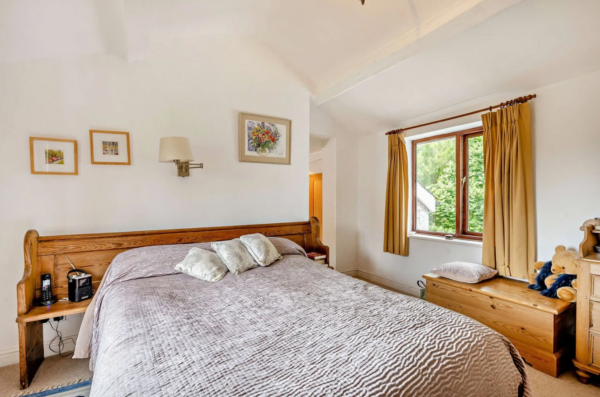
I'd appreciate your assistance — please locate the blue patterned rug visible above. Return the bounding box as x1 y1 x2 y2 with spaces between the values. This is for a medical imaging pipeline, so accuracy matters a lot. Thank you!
22 380 91 397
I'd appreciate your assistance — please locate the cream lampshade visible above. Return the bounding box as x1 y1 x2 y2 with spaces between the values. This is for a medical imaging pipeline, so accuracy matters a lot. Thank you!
159 137 203 177
159 137 194 163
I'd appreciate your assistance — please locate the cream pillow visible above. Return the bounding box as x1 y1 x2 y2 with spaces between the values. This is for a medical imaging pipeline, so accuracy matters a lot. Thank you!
211 239 258 275
240 233 282 266
175 248 228 282
431 262 498 284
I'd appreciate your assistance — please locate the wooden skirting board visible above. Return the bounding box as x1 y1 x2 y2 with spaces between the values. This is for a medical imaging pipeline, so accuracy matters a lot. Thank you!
16 218 329 389
424 274 575 377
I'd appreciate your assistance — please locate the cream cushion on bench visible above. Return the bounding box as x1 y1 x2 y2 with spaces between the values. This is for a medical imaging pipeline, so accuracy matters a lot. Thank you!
431 261 498 283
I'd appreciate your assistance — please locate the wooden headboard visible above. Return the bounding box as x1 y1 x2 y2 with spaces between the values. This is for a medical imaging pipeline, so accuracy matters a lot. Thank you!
17 217 328 316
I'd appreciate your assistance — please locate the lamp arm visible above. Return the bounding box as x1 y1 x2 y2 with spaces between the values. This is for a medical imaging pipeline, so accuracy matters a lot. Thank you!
173 160 203 177
174 160 203 167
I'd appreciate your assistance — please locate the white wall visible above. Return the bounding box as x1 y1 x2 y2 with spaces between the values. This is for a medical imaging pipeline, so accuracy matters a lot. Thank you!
334 134 359 273
0 35 310 365
310 104 358 273
321 139 337 263
309 158 323 174
356 69 600 295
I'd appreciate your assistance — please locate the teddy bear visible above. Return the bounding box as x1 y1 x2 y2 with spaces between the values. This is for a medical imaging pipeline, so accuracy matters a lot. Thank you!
528 245 580 303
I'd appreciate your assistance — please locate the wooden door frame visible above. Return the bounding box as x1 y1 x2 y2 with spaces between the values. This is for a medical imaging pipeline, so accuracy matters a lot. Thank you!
309 173 323 240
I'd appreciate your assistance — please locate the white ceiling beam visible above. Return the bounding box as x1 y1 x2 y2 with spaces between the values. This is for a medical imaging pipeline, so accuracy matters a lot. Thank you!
314 0 525 105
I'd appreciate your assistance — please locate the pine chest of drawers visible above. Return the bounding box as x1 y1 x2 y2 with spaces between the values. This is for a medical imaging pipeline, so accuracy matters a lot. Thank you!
573 219 600 383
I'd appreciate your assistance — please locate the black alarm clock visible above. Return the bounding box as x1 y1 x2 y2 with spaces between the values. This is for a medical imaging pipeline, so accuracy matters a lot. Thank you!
67 269 92 302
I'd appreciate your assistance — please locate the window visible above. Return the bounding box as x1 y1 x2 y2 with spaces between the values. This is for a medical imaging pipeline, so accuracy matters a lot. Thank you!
411 127 484 241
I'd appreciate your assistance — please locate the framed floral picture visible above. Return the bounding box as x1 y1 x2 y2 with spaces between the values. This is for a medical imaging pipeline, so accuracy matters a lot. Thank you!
29 137 78 175
89 130 131 165
239 113 291 165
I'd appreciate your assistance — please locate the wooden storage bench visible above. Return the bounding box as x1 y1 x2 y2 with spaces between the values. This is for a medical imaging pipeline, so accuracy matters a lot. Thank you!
423 274 576 377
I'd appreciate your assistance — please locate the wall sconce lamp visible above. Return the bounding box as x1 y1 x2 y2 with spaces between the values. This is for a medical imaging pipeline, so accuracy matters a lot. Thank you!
159 137 203 177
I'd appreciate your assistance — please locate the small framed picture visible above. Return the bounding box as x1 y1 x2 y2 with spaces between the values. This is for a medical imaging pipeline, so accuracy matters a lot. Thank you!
29 137 78 175
239 113 291 165
89 130 131 165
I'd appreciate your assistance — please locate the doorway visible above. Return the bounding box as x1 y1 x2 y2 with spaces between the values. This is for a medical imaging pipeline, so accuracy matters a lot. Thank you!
309 173 323 238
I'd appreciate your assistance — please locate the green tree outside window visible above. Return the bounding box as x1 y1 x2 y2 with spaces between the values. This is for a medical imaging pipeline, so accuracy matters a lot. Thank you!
415 135 484 234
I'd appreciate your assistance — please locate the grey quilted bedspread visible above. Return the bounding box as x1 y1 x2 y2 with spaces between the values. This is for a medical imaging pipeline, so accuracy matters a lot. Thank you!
90 243 530 397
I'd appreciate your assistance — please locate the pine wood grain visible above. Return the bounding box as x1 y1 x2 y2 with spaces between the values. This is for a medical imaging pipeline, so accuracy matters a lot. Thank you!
19 219 326 321
17 231 39 316
423 274 571 315
574 219 600 383
577 260 593 364
591 333 600 368
16 218 328 389
426 280 555 351
425 274 575 377
510 338 571 378
18 322 43 389
17 300 91 324
592 276 600 300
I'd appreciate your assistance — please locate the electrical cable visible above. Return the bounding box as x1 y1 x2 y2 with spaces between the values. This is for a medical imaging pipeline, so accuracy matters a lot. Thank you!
48 318 76 357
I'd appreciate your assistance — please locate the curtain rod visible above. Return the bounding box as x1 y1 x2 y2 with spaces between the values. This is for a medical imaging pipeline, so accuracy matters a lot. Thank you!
385 94 537 136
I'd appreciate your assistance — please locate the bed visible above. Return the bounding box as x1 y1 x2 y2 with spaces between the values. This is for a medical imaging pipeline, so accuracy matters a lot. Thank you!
17 219 530 396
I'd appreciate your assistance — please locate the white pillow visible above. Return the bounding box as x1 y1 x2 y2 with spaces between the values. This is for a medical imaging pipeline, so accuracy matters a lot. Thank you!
211 239 258 275
431 262 498 284
240 233 282 266
175 248 228 282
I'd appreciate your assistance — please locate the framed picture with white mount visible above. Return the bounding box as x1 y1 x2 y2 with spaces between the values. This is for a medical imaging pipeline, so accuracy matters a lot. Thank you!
239 112 291 165
89 130 131 165
29 137 78 175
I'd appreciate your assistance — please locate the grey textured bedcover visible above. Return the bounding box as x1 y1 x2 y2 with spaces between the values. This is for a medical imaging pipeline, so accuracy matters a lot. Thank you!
90 243 530 397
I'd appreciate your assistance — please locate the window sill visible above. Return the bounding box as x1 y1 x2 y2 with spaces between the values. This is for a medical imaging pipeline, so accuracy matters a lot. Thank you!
408 233 483 248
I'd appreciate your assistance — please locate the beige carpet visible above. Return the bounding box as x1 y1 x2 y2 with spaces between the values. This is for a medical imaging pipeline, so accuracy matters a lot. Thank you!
527 366 600 396
0 351 598 396
0 355 92 397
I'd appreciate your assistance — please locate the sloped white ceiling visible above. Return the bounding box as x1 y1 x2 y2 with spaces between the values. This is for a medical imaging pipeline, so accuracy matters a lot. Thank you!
2 0 598 136
319 0 600 135
0 0 521 97
144 0 508 93
0 0 106 62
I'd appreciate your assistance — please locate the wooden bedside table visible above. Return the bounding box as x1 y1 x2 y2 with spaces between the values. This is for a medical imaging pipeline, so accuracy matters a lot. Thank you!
307 252 332 269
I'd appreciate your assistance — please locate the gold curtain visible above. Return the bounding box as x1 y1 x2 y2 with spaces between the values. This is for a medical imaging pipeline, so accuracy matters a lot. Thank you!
481 102 535 279
384 133 409 256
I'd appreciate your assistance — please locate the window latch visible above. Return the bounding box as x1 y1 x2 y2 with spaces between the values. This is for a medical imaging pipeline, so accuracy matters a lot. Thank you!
461 176 467 188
